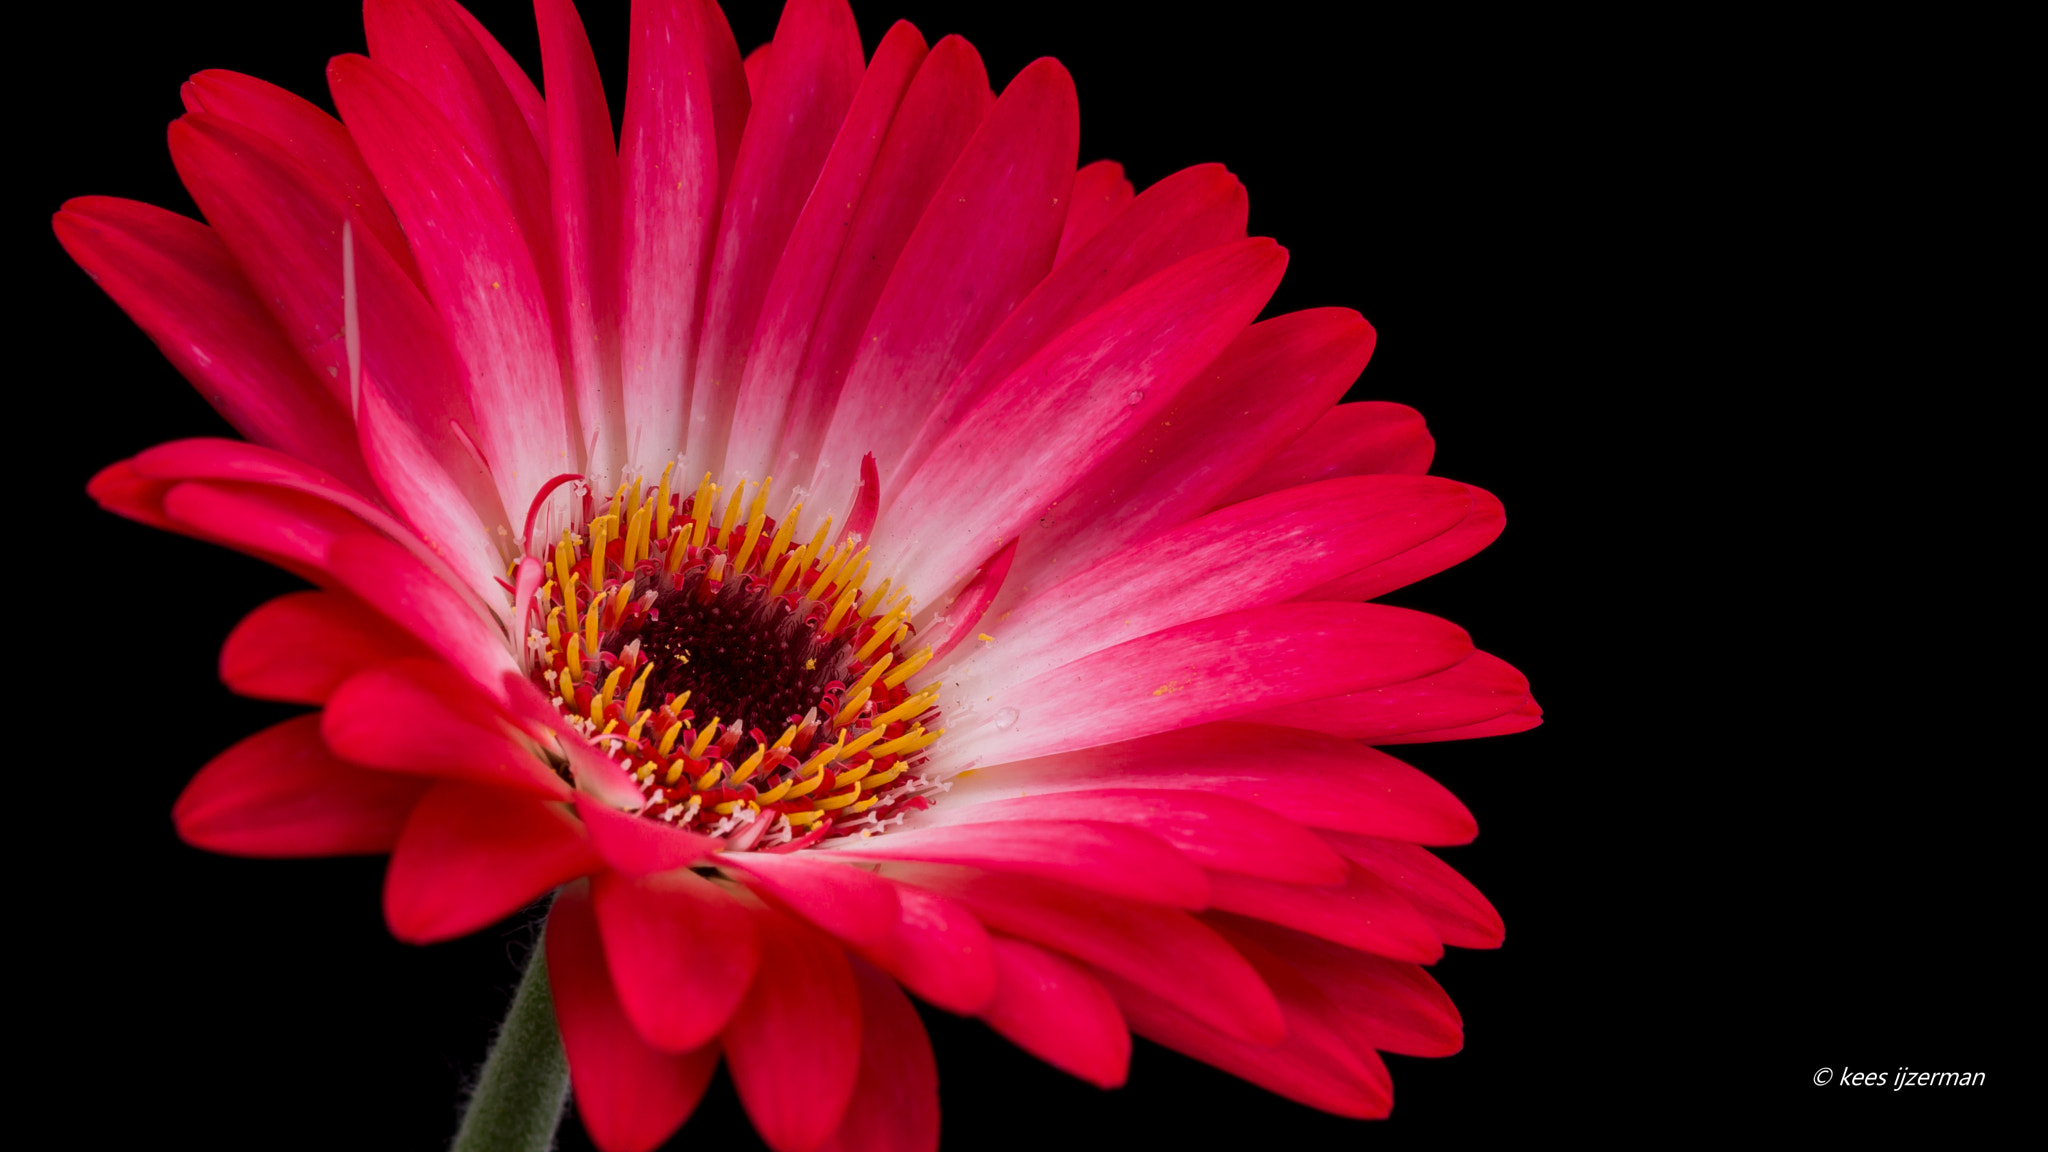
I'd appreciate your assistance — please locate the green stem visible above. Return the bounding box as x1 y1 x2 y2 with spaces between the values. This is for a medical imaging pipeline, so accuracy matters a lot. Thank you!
450 926 571 1152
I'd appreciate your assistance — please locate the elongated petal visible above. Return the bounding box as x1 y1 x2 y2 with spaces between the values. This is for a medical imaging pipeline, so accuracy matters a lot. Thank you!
1215 915 1464 1057
999 307 1375 600
689 0 865 476
1054 159 1135 264
882 863 1281 1045
723 903 862 1152
1320 834 1504 949
855 881 996 1015
941 474 1470 693
924 537 1015 662
1373 697 1543 744
829 820 1209 908
538 0 626 482
576 797 720 875
723 21 929 482
720 851 901 950
158 478 376 584
174 715 427 857
220 589 427 703
1205 864 1442 963
978 936 1129 1088
1252 650 1531 741
53 197 373 492
384 780 600 943
805 56 1079 524
549 882 721 1152
323 658 571 800
914 790 1345 885
1220 400 1435 505
770 36 990 488
1302 484 1506 601
881 238 1286 597
322 533 520 696
938 601 1471 768
353 368 510 614
592 867 761 1051
618 0 748 469
819 959 938 1152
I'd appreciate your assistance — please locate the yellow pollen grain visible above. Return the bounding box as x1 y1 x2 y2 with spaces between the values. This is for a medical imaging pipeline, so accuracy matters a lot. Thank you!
882 647 932 689
655 462 675 540
978 633 995 643
833 685 873 728
733 477 772 573
599 665 625 712
767 551 803 599
851 653 894 696
714 481 747 552
764 502 800 572
689 720 721 759
694 764 724 791
566 634 585 682
625 663 653 717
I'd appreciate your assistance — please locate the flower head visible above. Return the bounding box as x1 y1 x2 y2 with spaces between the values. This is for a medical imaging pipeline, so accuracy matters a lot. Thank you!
60 0 1538 1148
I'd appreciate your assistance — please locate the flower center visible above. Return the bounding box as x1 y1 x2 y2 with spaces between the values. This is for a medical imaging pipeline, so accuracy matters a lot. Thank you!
525 468 943 849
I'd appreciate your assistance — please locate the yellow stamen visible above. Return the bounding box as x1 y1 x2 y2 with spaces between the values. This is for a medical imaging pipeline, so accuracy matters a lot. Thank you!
838 725 889 759
563 572 582 639
555 531 577 600
854 617 907 663
664 526 689 575
898 726 945 753
863 762 908 790
833 685 873 728
847 796 881 813
611 577 633 625
657 720 685 756
694 764 724 791
870 688 936 729
732 747 765 784
814 782 864 811
785 810 825 827
823 581 861 633
713 800 748 815
655 462 675 541
851 653 894 697
598 665 625 712
767 551 803 599
689 720 721 759
664 761 685 785
808 543 860 602
882 647 932 689
714 480 747 552
763 501 800 573
867 724 928 759
783 771 829 799
546 605 563 649
627 710 651 742
755 778 795 804
625 663 653 717
609 481 629 523
588 692 604 724
796 733 846 778
584 582 603 653
772 725 798 751
691 474 715 547
556 666 576 700
588 514 611 590
835 762 874 786
858 578 894 627
733 477 772 573
637 761 656 781
803 516 832 571
566 634 585 682
625 502 651 568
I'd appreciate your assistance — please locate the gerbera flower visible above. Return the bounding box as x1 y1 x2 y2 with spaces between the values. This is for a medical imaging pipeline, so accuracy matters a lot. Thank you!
57 0 1538 1148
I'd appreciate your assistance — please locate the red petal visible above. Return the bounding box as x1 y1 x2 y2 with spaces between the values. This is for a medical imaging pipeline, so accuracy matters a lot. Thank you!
157 479 372 584
1320 833 1504 949
720 851 902 951
1206 863 1443 964
818 959 939 1152
924 536 1016 662
1220 400 1435 504
592 867 761 1051
1054 159 1136 265
978 936 1129 1089
576 797 721 875
1216 916 1464 1057
723 903 863 1152
323 658 572 800
384 781 600 943
1253 649 1532 741
549 882 720 1152
855 881 996 1015
174 715 427 857
321 533 522 697
834 820 1209 908
220 590 427 704
1373 697 1544 744
1303 483 1506 601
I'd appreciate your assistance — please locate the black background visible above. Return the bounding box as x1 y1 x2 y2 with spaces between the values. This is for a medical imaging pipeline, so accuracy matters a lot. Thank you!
20 0 2019 1146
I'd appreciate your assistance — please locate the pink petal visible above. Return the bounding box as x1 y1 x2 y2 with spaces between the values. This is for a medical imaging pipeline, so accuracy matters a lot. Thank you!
1220 400 1435 505
855 881 996 1015
1101 927 1393 1118
722 903 863 1152
743 40 774 96
996 307 1376 601
804 56 1079 525
882 863 1282 1045
549 882 721 1152
157 479 370 584
618 0 749 468
178 68 424 288
977 936 1129 1089
768 36 991 489
720 850 902 951
1252 649 1532 741
939 601 1471 768
818 959 939 1152
829 820 1209 908
591 867 761 1051
1054 159 1135 265
330 53 571 519
723 22 930 483
537 0 626 482
688 0 865 476
384 780 600 943
1319 833 1504 949
219 589 427 703
446 0 551 164
881 238 1286 598
322 658 572 800
943 721 1477 844
575 797 721 875
1205 863 1442 963
924 536 1016 662
173 715 428 857
916 789 1345 885
52 198 373 493
1301 483 1506 601
942 474 1471 694
1374 697 1543 744
1216 916 1463 1057
889 162 1249 495
321 532 521 698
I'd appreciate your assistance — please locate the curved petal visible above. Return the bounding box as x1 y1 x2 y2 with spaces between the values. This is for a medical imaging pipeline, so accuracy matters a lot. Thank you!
1220 400 1434 504
720 851 901 951
855 880 996 1015
881 863 1281 1045
1251 649 1532 741
549 882 721 1152
923 536 1015 662
219 589 428 704
321 533 520 698
828 820 1209 908
937 602 1472 769
174 715 428 857
936 721 1479 845
977 935 1128 1089
576 797 720 875
592 867 761 1051
1373 697 1543 744
722 903 863 1152
1301 483 1506 602
1319 833 1504 949
1205 863 1443 963
446 0 549 163
1053 159 1135 265
323 658 571 800
1214 915 1464 1057
384 780 601 943
158 478 376 585
818 958 939 1152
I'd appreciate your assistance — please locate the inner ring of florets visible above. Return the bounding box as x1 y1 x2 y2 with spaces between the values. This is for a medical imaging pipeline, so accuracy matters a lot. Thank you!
525 469 944 850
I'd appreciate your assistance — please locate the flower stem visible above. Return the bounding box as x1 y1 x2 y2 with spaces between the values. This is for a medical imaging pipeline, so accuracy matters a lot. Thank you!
451 926 570 1152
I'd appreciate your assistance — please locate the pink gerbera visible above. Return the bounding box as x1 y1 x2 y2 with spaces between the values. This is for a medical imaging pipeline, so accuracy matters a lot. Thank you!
57 0 1538 1149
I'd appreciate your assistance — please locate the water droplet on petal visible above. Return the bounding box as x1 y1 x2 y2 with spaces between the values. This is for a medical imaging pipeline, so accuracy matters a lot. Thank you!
992 706 1020 731
1126 390 1145 405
